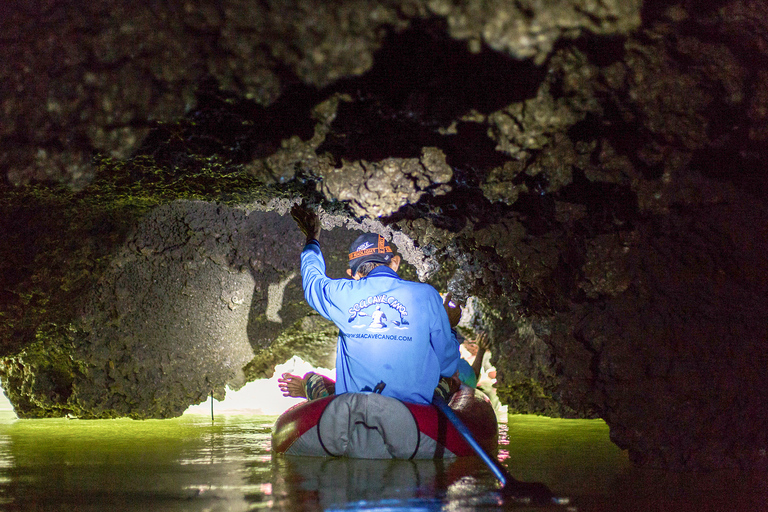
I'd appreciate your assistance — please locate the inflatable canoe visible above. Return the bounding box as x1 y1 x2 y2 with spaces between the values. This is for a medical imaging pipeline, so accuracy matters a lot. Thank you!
272 386 497 459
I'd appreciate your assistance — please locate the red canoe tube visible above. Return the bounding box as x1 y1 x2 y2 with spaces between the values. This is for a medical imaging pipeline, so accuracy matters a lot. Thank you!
272 386 498 459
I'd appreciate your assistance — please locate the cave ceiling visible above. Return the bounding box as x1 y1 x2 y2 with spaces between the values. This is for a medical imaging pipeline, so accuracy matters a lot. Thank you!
1 0 768 470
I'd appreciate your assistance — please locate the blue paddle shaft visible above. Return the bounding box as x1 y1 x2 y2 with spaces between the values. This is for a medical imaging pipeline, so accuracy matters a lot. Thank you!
433 396 565 505
431 396 511 486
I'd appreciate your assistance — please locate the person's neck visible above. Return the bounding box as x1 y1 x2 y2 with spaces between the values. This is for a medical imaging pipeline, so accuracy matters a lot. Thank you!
367 265 398 277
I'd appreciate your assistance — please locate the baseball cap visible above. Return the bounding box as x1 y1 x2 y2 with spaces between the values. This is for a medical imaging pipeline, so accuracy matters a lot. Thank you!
348 233 394 275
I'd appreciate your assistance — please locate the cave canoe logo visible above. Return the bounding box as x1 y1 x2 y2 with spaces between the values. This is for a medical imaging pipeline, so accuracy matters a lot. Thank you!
348 294 410 332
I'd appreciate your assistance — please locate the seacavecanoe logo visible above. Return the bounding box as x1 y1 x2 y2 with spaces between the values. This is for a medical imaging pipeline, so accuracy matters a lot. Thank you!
348 294 410 332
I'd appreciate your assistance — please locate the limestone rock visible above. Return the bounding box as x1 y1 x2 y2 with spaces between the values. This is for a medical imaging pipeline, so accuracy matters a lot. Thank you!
320 147 453 217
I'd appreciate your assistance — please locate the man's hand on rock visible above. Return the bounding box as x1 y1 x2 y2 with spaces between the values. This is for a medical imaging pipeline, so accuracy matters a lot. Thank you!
291 203 321 243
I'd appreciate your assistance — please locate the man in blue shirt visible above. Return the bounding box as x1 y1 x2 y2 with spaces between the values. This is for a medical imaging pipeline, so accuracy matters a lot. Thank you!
278 204 462 405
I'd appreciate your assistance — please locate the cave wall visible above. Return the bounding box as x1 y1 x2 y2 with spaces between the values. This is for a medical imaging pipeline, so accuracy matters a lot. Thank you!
3 201 299 418
2 0 768 470
0 198 424 418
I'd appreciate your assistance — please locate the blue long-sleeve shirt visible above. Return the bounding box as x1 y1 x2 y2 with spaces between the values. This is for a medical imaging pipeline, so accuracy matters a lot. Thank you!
300 240 459 404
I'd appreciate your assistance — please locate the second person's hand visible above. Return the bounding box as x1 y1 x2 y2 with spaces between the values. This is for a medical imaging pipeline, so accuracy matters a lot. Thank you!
443 292 462 328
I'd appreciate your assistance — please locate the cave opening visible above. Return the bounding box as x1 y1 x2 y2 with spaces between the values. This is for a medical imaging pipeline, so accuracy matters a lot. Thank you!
0 383 13 416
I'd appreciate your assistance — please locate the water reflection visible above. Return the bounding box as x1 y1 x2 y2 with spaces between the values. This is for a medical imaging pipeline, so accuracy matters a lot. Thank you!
0 413 271 511
0 411 766 511
269 455 508 511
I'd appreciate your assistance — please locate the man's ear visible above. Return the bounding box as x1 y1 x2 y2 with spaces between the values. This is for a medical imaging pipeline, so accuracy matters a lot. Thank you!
390 255 401 272
346 268 353 278
346 268 361 280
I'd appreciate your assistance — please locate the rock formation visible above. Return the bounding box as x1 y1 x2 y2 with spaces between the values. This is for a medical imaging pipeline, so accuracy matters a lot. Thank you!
2 0 767 470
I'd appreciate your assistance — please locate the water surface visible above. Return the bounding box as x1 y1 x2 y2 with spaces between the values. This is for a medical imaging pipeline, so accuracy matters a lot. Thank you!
0 411 765 511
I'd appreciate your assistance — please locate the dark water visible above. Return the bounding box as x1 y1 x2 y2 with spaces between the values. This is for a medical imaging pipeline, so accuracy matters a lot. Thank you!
0 411 765 511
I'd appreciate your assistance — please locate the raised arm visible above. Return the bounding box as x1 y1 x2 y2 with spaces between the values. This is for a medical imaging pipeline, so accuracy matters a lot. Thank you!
291 203 335 319
471 331 489 379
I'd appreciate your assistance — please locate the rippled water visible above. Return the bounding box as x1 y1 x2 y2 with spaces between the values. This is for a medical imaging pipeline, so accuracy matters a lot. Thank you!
0 411 765 511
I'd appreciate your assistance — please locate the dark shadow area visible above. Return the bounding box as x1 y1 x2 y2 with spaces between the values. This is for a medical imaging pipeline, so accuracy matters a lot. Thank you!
561 33 628 68
443 122 511 186
318 18 547 182
568 113 664 181
558 169 639 231
637 2 768 202
332 18 547 126
687 88 768 202
508 190 558 237
136 74 323 167
133 18 548 197
315 18 554 233
640 0 731 26
690 144 768 201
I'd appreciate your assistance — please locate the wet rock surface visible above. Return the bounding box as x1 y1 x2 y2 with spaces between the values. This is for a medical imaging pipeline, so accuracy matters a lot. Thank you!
2 0 768 469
